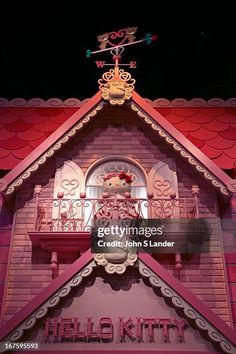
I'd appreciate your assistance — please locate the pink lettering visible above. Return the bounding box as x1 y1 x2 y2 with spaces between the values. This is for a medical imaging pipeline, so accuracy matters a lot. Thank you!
136 317 143 342
130 61 137 68
43 316 189 344
44 317 58 341
99 317 113 340
119 317 136 342
96 61 106 68
159 318 171 343
72 318 86 340
87 317 99 340
144 318 156 342
172 319 187 343
59 318 72 338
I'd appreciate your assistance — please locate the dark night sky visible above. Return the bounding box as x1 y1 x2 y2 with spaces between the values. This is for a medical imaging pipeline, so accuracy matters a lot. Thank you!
0 2 235 100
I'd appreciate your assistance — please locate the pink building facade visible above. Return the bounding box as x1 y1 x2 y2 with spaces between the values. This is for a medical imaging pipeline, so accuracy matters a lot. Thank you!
0 89 236 353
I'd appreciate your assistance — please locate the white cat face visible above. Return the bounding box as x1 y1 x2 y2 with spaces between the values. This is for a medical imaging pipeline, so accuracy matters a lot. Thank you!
103 176 131 195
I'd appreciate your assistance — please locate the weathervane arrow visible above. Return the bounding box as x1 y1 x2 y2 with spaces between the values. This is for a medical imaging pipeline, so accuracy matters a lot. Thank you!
85 27 157 105
86 32 157 58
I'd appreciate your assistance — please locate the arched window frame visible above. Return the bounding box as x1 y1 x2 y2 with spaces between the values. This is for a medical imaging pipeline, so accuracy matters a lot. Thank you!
85 156 148 199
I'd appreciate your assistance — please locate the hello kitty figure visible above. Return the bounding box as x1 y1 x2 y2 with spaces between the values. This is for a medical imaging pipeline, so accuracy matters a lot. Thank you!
97 171 139 219
103 171 132 198
94 171 138 274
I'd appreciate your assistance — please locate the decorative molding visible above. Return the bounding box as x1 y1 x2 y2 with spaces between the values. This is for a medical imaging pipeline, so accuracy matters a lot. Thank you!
0 98 89 107
85 155 148 187
138 259 236 354
4 104 103 195
98 69 135 105
86 160 146 186
1 97 236 107
60 179 79 196
153 179 172 196
130 103 230 196
94 252 138 274
227 180 236 193
150 160 178 198
144 97 236 107
1 257 235 354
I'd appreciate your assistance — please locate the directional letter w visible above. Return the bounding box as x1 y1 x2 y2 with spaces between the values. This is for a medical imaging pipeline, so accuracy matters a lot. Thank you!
96 61 106 68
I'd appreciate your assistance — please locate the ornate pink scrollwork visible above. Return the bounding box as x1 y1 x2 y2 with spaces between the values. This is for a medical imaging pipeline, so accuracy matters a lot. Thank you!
97 27 138 50
36 203 52 232
153 179 172 197
60 179 79 196
34 196 197 233
95 198 140 222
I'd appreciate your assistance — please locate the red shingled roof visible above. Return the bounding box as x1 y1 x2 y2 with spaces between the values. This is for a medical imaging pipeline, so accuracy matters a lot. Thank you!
0 105 236 170
157 107 236 169
0 107 78 169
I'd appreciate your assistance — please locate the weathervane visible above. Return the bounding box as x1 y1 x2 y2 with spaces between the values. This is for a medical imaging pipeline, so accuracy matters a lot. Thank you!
86 27 157 105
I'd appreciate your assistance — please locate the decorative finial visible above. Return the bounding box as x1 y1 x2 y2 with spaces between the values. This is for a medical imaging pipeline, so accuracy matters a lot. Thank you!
86 27 157 105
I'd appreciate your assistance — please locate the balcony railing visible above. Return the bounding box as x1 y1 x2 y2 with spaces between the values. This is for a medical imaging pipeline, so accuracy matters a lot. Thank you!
33 195 199 233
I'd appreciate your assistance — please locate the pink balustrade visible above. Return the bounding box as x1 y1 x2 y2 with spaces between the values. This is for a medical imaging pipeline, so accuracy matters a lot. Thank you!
33 195 199 233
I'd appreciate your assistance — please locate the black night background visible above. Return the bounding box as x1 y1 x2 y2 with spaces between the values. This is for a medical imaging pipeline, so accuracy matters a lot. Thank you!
0 2 235 100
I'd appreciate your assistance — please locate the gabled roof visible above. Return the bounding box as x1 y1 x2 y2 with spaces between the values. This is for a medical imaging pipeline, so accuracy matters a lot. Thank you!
0 92 235 196
0 97 236 170
0 250 235 354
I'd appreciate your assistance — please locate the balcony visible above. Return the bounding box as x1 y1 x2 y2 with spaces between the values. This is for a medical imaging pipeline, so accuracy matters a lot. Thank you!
33 196 199 233
29 186 200 276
